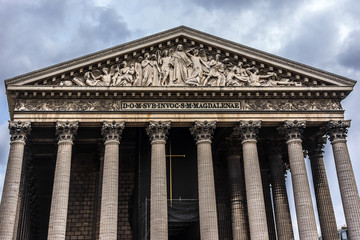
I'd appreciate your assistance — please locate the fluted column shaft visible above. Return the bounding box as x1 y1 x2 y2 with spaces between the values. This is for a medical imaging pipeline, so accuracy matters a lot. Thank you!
226 138 249 240
308 137 338 240
269 152 294 240
236 121 269 240
147 121 171 240
48 121 78 240
99 121 125 240
191 121 219 240
0 121 31 240
279 121 318 239
326 121 360 239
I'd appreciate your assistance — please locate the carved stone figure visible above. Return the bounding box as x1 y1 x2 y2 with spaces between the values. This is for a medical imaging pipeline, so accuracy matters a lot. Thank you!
159 50 172 86
226 62 250 86
113 61 135 86
151 54 161 86
133 56 143 86
170 44 191 85
245 67 276 86
185 48 209 86
203 54 226 86
142 53 154 86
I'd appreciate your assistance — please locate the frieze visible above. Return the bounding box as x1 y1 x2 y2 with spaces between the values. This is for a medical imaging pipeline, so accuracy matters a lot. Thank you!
15 99 342 112
54 44 306 88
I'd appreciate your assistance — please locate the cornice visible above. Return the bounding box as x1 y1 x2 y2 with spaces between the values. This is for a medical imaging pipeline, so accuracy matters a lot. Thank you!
4 26 356 88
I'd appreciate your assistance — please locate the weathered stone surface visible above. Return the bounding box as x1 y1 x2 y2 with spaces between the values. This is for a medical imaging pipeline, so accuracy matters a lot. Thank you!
268 140 294 240
226 138 249 240
325 120 360 239
0 121 31 240
191 121 219 240
278 121 318 239
147 121 171 240
235 121 269 240
99 121 125 240
307 136 338 240
48 121 78 240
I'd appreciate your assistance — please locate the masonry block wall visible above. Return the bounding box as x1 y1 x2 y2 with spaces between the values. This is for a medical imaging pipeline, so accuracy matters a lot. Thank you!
214 154 232 240
66 155 99 240
118 172 135 239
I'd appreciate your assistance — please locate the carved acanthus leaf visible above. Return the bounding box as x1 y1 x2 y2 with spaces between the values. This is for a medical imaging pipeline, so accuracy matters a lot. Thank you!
190 121 216 142
324 120 350 142
234 120 261 142
102 121 125 143
9 121 31 143
146 121 171 143
56 121 79 142
278 120 306 141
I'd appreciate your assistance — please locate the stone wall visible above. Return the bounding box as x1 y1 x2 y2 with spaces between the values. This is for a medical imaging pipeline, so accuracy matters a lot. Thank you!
66 155 99 240
117 172 135 239
64 149 135 240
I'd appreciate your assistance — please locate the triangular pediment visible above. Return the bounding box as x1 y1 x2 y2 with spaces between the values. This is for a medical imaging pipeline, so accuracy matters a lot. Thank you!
5 26 356 88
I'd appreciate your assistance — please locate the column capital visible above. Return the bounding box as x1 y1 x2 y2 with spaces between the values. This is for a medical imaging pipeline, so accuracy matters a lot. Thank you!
8 121 31 143
225 137 242 155
324 120 350 142
102 121 125 143
190 121 216 143
147 121 171 143
234 120 261 142
307 136 326 157
56 121 78 143
278 120 306 142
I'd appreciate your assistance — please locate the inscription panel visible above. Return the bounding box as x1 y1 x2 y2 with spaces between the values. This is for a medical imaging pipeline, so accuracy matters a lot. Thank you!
15 99 342 112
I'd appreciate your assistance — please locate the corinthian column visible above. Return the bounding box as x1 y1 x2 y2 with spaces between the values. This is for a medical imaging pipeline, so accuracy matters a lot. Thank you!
235 121 269 240
0 121 31 240
268 140 294 240
225 137 249 240
99 121 125 240
307 136 338 240
147 121 171 240
325 120 360 239
48 121 78 240
278 120 318 239
190 121 219 240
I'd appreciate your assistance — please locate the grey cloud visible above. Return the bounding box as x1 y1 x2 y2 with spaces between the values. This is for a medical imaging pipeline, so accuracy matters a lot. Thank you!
277 13 339 68
0 0 132 85
192 0 303 14
337 30 360 70
76 7 131 49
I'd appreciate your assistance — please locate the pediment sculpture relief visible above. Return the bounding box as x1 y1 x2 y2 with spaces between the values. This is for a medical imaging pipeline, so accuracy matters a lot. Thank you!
60 44 303 87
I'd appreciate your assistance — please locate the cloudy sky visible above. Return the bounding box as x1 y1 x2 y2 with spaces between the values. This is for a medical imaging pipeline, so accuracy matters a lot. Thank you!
0 0 359 238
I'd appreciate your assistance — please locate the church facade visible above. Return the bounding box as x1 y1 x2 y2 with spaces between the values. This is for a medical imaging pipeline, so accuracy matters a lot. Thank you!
0 26 359 240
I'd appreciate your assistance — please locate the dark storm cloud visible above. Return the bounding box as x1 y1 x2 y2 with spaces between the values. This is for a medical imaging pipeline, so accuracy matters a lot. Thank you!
0 0 132 82
337 30 360 70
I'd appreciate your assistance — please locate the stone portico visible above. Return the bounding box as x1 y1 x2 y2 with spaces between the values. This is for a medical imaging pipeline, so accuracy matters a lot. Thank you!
1 26 359 240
